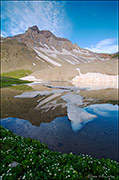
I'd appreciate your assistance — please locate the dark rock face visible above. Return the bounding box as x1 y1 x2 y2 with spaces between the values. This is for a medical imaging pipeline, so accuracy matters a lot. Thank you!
7 25 79 51
28 25 40 33
40 30 56 38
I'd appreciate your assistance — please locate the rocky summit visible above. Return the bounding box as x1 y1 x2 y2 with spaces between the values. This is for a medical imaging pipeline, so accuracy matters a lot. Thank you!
8 25 79 51
1 25 118 81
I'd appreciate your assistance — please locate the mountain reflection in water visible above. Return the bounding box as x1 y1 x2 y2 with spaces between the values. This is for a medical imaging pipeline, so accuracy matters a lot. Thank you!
1 103 118 161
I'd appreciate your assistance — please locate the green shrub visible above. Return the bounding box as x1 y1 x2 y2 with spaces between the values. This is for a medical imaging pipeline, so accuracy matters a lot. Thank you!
112 54 119 58
0 126 118 180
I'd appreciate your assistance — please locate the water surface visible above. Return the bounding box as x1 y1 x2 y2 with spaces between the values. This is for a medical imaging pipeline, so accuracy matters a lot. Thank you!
1 103 118 160
1 82 118 160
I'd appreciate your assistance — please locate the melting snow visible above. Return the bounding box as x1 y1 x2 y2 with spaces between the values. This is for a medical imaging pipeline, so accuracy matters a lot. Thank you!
36 56 45 62
20 75 42 82
62 93 83 106
33 45 100 65
67 104 97 125
49 53 57 58
39 42 44 46
64 58 75 65
34 49 62 67
35 93 61 109
73 49 90 55
14 91 52 98
61 92 97 132
51 89 70 94
70 56 79 63
44 44 50 50
72 69 118 90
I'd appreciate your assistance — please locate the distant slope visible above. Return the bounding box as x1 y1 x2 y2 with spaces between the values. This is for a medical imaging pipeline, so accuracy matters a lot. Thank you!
1 38 54 73
31 59 118 81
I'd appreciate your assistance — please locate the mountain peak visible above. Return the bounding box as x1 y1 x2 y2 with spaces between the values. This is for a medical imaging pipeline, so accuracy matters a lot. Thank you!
27 25 40 33
26 26 56 38
9 26 78 51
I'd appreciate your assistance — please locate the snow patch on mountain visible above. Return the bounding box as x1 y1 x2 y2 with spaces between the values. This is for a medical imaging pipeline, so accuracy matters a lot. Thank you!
20 75 42 82
34 48 62 67
36 56 45 62
72 68 118 90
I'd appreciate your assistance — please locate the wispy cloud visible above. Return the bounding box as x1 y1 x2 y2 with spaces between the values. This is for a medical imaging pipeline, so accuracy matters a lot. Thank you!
1 1 71 38
1 31 8 37
86 38 118 54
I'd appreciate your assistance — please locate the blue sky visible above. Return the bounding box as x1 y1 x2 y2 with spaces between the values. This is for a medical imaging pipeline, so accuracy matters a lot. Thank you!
1 1 118 53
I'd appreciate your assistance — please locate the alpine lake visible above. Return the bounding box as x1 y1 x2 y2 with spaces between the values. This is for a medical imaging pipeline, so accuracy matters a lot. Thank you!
1 81 118 161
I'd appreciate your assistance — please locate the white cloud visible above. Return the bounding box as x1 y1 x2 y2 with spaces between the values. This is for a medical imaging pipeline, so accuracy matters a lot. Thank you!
86 38 118 54
85 104 118 117
1 31 8 37
1 1 71 38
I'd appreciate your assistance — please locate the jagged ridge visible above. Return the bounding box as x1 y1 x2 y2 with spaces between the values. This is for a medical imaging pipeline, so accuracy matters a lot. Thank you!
1 26 118 77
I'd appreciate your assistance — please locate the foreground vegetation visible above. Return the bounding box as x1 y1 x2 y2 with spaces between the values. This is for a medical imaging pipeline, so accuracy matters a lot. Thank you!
0 76 31 88
0 126 118 180
1 69 32 88
111 53 119 58
10 84 33 91
2 69 32 79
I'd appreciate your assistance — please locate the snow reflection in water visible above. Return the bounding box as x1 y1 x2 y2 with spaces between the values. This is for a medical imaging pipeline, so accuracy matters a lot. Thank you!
1 103 118 160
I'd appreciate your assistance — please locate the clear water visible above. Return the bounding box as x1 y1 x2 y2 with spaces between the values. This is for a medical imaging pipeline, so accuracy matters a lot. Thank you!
1 103 118 160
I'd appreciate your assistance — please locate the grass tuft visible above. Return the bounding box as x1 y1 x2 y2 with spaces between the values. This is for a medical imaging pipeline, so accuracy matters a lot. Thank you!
10 85 33 91
111 53 119 58
2 69 32 79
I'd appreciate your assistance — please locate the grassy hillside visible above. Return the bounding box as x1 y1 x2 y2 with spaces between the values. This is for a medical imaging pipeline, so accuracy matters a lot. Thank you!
1 39 50 73
1 69 32 88
2 69 32 78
